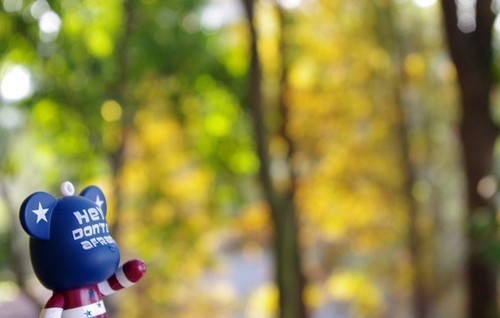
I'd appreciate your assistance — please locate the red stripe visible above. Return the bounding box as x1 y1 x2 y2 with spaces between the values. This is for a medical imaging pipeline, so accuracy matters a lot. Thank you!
64 286 103 309
45 293 64 308
107 274 124 291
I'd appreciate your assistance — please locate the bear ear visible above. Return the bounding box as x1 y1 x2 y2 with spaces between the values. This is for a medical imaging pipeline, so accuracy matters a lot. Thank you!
19 192 57 240
80 186 107 216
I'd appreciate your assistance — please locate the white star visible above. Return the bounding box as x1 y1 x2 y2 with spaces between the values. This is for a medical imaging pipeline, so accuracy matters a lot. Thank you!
95 195 104 209
32 202 49 224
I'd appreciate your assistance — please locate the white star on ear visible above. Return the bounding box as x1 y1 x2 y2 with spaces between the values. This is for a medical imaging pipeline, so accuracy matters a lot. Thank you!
95 195 104 209
32 202 49 224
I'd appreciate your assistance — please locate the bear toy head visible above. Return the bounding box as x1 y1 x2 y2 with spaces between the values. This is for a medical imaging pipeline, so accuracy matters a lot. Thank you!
19 182 120 291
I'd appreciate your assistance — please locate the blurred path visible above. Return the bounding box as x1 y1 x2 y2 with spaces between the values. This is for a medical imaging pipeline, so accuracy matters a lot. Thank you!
0 292 38 318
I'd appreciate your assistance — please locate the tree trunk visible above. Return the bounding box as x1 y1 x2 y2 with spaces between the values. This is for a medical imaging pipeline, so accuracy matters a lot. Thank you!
393 86 428 318
275 7 308 318
104 1 135 315
108 0 135 239
371 2 429 315
241 1 307 317
440 1 498 317
273 196 307 318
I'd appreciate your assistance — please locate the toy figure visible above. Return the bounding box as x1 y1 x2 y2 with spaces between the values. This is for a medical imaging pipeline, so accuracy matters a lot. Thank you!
19 181 146 318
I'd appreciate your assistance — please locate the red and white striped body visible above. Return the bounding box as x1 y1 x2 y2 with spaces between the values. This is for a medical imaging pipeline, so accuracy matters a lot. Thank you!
39 259 146 318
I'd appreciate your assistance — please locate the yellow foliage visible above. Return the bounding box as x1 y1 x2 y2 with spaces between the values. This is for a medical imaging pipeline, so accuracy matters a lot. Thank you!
100 100 122 122
404 53 426 80
150 199 175 226
269 136 290 157
84 28 113 58
327 270 385 317
135 114 181 152
367 48 391 72
101 124 122 152
163 168 213 205
236 202 272 236
256 1 281 79
289 58 317 89
246 284 279 318
304 284 325 309
120 160 149 195
204 113 232 137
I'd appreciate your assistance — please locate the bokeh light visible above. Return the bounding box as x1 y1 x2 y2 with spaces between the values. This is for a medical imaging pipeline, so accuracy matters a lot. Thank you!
412 0 436 8
0 64 33 102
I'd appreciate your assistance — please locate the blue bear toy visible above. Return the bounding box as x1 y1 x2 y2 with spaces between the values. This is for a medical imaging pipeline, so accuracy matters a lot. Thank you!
19 182 146 318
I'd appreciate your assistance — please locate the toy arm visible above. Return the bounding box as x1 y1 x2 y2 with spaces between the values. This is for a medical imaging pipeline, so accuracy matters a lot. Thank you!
39 293 64 318
98 259 146 296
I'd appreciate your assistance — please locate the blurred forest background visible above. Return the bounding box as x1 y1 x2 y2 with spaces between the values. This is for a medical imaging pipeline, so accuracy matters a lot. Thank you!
1 0 500 317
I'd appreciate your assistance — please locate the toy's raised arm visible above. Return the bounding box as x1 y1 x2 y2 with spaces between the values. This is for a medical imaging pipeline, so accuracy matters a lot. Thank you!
39 293 64 318
97 259 146 296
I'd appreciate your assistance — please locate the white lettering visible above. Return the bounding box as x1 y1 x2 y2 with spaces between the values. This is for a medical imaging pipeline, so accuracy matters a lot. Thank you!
100 223 107 232
72 228 83 240
88 208 101 221
81 241 93 250
73 208 104 225
83 225 93 237
96 206 105 220
71 222 109 240
71 221 113 250
73 210 90 225
79 236 115 250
